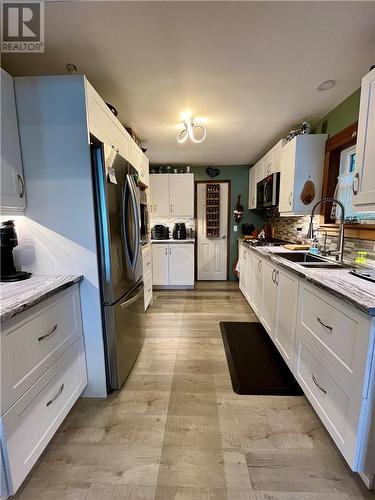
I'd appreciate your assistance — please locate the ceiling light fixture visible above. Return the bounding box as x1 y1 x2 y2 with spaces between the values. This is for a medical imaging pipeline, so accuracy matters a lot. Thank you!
177 114 207 144
316 79 336 91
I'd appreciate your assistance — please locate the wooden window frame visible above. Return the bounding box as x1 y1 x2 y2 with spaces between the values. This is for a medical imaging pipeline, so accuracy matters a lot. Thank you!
320 121 375 241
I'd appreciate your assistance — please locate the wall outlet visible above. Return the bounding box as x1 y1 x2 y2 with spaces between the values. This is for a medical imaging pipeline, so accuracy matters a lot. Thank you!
234 225 238 232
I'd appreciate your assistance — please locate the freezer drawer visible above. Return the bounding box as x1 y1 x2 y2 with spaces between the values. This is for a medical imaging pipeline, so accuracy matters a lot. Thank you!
104 281 145 390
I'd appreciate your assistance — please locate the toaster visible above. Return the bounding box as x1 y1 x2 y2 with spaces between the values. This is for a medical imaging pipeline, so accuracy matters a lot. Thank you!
152 224 170 240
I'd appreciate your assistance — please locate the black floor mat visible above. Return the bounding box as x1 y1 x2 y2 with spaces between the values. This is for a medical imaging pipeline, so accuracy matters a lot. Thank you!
220 322 303 396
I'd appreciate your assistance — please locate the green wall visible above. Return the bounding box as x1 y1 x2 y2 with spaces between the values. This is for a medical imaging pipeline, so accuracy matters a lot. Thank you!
191 165 264 280
312 88 360 137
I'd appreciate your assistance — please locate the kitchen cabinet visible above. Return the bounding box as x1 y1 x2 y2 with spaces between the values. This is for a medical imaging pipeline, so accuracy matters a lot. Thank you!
252 253 263 316
169 174 194 217
259 259 276 335
248 166 257 209
273 267 299 369
1 285 87 496
142 244 153 310
279 134 327 215
352 68 375 212
149 174 170 217
0 69 26 214
152 242 194 288
130 141 149 187
149 173 194 218
152 243 169 285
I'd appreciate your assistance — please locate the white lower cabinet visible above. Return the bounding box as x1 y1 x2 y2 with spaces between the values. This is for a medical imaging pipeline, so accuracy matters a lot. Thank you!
273 268 299 369
259 259 276 335
2 338 87 494
152 243 194 288
294 331 363 470
0 285 87 496
142 245 153 310
238 242 375 478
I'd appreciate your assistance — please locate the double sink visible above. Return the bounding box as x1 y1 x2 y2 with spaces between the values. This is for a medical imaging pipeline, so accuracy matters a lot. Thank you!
274 252 345 269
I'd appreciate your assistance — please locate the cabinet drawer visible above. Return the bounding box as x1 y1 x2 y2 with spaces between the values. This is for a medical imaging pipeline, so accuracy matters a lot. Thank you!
294 331 362 469
2 337 87 494
144 272 153 310
142 246 152 274
1 286 83 414
297 283 372 396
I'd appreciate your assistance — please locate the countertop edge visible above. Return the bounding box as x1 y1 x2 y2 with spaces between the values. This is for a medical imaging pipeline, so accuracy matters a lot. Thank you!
240 241 375 316
0 275 84 324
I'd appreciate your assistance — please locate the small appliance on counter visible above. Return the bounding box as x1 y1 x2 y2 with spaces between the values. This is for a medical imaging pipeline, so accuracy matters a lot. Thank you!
173 223 187 240
152 224 170 240
0 220 32 282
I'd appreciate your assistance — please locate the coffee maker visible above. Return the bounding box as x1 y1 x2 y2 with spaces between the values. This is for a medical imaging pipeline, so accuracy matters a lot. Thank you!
0 220 31 282
173 223 187 240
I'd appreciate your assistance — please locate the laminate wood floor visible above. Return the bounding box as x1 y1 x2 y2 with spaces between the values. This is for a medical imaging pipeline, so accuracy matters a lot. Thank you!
14 282 375 500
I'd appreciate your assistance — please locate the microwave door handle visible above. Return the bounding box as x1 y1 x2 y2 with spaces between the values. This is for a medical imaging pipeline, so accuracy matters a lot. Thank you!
264 182 268 203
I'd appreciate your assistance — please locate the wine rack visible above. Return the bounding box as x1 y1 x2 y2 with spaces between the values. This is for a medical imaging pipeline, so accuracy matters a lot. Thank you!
206 183 220 237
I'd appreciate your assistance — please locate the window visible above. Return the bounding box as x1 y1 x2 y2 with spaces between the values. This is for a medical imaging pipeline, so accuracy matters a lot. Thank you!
332 145 375 222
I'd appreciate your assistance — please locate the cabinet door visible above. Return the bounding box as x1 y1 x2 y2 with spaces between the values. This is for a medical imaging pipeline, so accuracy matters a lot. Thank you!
279 140 295 213
271 139 286 173
256 159 266 184
264 152 273 177
248 166 257 209
149 174 170 217
259 260 276 336
252 255 263 316
168 244 194 286
352 69 375 212
141 154 149 187
1 69 26 212
169 174 194 217
239 245 246 293
152 244 169 285
274 267 299 369
245 249 254 306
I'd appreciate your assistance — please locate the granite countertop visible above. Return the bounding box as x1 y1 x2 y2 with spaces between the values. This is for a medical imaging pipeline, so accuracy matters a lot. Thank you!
0 275 83 323
240 241 375 316
151 239 195 243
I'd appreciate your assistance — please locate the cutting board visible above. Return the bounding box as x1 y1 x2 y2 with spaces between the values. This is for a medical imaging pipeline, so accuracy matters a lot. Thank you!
284 244 311 251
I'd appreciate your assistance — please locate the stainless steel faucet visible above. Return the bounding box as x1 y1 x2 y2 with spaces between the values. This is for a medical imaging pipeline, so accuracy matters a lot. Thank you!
306 197 345 262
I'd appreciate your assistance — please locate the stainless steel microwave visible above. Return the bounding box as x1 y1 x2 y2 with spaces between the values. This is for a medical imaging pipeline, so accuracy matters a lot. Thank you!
256 172 280 209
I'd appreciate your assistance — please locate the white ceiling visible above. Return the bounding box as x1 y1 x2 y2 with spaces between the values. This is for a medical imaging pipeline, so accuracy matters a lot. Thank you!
3 1 375 165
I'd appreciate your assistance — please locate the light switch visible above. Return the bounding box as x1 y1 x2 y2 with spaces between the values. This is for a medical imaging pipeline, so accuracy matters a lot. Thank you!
234 225 238 232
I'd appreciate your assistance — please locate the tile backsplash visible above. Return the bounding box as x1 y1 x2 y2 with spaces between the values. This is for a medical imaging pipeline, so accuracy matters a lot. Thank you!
265 211 375 264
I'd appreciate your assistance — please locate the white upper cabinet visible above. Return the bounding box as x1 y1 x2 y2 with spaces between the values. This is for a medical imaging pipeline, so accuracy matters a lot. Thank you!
169 173 194 217
248 165 257 209
86 80 149 186
149 174 170 217
248 139 286 209
1 69 26 213
352 68 375 212
279 134 327 216
149 173 194 218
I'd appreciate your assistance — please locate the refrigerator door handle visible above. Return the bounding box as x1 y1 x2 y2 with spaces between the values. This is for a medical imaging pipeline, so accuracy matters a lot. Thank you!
123 175 138 271
120 283 144 309
128 175 141 269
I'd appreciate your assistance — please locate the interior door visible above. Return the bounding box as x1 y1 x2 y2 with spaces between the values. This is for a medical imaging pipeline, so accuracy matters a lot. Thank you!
197 182 228 280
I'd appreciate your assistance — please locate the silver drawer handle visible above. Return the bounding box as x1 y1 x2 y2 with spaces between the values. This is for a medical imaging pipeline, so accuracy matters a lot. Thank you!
17 175 25 198
147 288 152 292
312 375 327 395
46 383 64 407
316 316 333 332
38 324 58 342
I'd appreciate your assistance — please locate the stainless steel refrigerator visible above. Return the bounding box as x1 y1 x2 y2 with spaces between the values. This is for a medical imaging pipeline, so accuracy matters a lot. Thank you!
91 139 145 391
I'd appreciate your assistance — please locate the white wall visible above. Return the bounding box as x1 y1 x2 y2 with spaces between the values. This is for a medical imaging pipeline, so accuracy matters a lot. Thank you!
14 76 107 397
